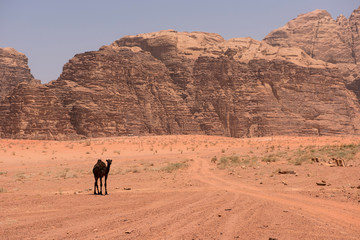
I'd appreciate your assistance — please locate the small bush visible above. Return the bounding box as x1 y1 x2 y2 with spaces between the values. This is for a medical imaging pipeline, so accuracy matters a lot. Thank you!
58 168 78 179
15 172 29 181
124 167 141 174
289 144 360 165
109 168 122 175
217 155 240 169
101 147 107 155
161 161 189 173
262 152 287 163
262 154 278 163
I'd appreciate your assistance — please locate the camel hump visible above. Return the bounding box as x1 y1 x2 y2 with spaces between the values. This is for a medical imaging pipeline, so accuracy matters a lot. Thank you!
93 159 106 169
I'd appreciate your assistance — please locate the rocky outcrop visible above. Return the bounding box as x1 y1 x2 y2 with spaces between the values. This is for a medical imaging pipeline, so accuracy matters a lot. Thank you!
0 48 39 100
0 82 77 140
1 7 360 139
48 46 201 137
190 57 360 136
263 6 360 65
113 30 332 90
110 30 360 137
263 6 360 104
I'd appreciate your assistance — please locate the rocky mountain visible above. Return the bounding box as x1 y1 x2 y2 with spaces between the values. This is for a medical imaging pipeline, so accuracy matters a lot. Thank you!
264 6 360 66
0 48 39 100
0 82 77 140
1 6 360 139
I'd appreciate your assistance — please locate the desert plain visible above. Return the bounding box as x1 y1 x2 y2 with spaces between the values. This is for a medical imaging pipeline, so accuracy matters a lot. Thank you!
0 135 360 240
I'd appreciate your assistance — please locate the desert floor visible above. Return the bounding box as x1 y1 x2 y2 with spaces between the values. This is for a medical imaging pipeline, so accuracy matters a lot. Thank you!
0 135 359 240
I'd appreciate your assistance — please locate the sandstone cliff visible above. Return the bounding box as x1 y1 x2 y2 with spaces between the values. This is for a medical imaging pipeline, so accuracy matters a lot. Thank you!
0 82 76 139
1 7 360 139
263 6 360 65
48 46 201 138
263 6 360 108
110 30 360 137
0 48 39 100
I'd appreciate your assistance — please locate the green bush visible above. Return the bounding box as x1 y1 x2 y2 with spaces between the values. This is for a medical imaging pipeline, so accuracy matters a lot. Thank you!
160 161 189 173
289 144 360 165
217 155 240 169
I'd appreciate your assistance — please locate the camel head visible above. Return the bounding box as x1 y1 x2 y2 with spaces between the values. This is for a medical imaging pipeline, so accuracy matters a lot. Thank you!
106 159 112 166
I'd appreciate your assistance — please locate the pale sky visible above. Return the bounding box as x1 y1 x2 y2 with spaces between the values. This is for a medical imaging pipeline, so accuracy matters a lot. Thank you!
0 0 359 83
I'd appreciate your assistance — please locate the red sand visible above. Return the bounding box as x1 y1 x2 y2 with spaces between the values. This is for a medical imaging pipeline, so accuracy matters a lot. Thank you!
0 135 359 239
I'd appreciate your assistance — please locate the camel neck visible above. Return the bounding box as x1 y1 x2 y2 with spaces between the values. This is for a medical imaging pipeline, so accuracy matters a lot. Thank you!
106 163 111 173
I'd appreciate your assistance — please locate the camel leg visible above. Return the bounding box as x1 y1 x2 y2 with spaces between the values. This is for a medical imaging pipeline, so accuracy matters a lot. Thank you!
99 177 103 195
105 175 108 195
94 177 99 195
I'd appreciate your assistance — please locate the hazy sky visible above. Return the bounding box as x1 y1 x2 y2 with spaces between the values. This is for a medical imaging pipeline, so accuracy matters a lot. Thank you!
1 0 359 83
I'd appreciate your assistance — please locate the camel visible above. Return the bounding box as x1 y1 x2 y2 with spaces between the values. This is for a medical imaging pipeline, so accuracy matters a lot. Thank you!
93 159 112 195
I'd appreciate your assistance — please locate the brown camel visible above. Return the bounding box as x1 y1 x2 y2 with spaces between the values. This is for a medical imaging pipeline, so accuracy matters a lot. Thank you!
93 159 112 195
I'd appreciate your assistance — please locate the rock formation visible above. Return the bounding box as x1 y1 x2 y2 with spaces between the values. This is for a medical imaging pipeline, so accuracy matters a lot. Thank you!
1 6 360 139
263 6 360 65
0 82 77 139
263 5 360 108
0 48 39 100
48 46 201 137
108 29 360 137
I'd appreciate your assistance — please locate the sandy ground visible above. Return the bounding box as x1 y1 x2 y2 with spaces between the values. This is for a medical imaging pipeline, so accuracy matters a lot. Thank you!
0 135 359 240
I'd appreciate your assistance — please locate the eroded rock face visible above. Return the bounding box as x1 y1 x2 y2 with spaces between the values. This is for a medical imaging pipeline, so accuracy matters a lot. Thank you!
112 30 226 91
2 7 360 139
190 57 360 137
263 7 360 65
0 48 39 99
110 30 360 137
0 82 77 140
112 30 333 91
48 46 201 137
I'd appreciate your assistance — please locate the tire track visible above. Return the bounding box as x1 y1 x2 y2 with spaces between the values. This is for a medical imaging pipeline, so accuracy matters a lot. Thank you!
188 156 360 236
